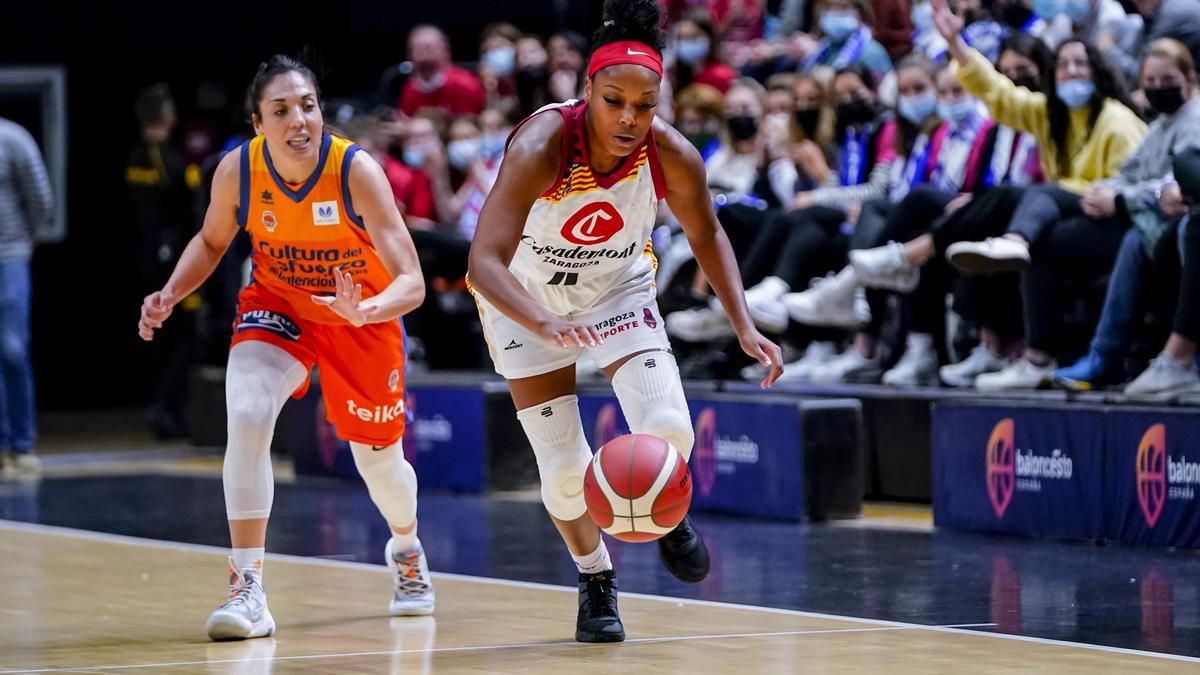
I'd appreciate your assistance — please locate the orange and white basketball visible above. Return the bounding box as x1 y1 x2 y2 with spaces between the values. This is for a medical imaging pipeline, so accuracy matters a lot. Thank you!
583 433 692 542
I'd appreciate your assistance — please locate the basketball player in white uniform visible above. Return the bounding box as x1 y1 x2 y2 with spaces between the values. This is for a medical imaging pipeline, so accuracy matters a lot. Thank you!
468 0 783 643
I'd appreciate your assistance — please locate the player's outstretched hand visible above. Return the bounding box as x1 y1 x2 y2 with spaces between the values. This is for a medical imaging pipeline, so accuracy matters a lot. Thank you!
739 329 784 389
311 267 369 326
538 318 604 349
138 291 175 341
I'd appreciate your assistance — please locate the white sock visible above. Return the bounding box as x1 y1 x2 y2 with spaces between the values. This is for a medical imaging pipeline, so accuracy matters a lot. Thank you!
232 547 265 578
907 333 934 352
391 529 419 554
571 540 612 574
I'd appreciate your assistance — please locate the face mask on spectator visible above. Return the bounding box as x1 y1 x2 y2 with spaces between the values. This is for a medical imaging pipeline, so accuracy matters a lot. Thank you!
413 71 447 93
677 38 711 65
1063 0 1090 21
1145 86 1187 115
480 132 507 158
836 98 876 127
1032 0 1060 19
820 11 861 41
898 91 938 124
726 115 759 141
447 138 480 170
1055 78 1095 109
911 2 935 32
685 131 718 151
999 3 1033 28
484 46 516 77
795 108 822 138
1012 74 1042 92
937 96 978 124
403 147 427 168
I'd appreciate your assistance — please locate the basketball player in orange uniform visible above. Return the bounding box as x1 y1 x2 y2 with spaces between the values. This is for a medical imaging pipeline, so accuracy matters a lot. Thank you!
138 56 432 641
468 0 783 643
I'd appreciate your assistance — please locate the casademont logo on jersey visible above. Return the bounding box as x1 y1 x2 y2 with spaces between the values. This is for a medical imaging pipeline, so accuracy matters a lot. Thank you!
984 418 1074 518
561 202 624 245
1136 424 1200 528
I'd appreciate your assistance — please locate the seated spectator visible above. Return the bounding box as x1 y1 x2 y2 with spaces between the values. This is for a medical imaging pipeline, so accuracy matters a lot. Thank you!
546 31 587 103
399 25 486 118
514 35 552 115
930 0 1147 388
1038 0 1144 59
1051 39 1200 391
802 0 895 84
794 31 1052 386
871 0 915 60
1108 0 1200 87
670 11 738 94
478 22 523 116
346 116 438 228
674 83 726 156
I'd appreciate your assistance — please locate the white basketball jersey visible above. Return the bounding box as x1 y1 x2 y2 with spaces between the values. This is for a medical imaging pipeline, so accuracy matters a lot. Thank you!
507 100 665 317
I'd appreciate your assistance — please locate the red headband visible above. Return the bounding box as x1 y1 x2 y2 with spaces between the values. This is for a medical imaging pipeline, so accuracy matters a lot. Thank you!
587 41 663 79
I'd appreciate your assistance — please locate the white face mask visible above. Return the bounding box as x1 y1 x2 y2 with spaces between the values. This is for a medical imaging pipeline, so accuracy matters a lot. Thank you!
447 138 481 170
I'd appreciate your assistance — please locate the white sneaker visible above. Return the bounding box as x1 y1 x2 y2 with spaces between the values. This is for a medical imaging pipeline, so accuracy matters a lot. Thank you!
974 357 1055 391
744 276 790 333
850 242 919 292
809 346 883 384
206 559 276 641
782 268 870 329
387 538 435 616
1124 352 1200 400
4 452 41 479
946 237 1031 274
665 306 734 342
939 346 1010 388
882 341 939 387
769 341 839 383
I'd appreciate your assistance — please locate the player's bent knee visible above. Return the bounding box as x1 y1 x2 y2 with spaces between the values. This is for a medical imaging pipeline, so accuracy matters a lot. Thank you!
517 394 592 521
349 441 418 526
611 351 695 461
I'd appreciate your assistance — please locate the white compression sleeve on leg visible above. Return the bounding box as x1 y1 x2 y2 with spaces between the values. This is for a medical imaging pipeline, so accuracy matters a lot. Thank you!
350 440 418 531
223 341 308 520
610 351 695 461
516 394 593 521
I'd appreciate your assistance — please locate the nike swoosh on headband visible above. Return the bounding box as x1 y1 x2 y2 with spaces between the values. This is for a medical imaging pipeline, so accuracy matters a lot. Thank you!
627 48 649 56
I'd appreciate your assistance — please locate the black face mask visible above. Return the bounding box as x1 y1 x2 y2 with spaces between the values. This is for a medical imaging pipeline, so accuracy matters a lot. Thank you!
963 8 984 24
1012 75 1041 92
794 108 822 139
1145 86 1187 115
726 115 759 141
835 98 875 128
999 4 1033 28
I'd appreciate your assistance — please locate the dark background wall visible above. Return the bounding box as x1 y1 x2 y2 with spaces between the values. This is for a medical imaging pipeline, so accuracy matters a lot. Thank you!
2 0 600 409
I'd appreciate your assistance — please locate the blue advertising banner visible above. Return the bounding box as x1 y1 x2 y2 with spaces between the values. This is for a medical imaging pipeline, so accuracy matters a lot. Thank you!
577 392 806 520
1105 409 1200 548
932 404 1105 540
295 384 487 493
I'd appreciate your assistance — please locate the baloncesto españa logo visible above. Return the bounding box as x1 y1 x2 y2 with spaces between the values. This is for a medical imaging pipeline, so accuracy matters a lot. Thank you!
1136 423 1200 528
985 418 1074 517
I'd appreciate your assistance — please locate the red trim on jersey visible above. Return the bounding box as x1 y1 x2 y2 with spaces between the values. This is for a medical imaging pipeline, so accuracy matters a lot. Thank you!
644 127 667 201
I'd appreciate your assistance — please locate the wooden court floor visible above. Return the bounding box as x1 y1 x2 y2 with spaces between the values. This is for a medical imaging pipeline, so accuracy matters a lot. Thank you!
1 521 1196 674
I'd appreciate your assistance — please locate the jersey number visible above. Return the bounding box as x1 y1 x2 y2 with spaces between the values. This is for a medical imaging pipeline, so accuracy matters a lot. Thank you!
547 272 579 286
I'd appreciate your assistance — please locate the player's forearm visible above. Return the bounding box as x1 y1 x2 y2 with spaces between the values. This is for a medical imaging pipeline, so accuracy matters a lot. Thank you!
365 273 426 323
467 254 559 334
161 233 227 303
692 229 755 335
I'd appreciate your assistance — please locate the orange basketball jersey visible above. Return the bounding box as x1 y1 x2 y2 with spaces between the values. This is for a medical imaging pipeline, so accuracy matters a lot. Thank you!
237 132 393 324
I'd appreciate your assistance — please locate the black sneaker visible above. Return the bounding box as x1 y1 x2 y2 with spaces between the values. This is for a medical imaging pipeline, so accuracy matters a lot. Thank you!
576 570 625 643
657 515 710 583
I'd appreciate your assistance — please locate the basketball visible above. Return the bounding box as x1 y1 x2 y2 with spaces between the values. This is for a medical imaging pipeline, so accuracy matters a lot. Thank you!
583 433 693 543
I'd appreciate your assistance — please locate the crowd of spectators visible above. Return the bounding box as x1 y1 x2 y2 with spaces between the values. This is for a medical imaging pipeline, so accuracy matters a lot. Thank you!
135 0 1200 400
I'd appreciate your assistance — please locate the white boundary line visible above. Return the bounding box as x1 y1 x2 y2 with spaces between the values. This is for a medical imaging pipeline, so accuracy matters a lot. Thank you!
0 625 999 673
3 519 1199 667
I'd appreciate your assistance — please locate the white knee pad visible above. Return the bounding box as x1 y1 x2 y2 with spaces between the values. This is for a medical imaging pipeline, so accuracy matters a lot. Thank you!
350 441 418 528
611 351 694 461
223 341 307 521
517 394 592 521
